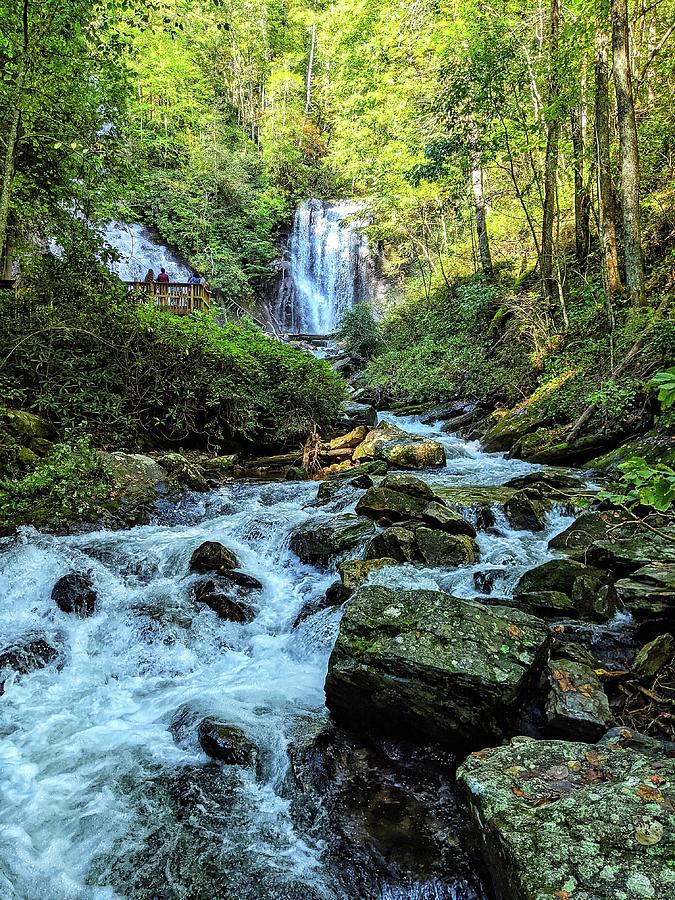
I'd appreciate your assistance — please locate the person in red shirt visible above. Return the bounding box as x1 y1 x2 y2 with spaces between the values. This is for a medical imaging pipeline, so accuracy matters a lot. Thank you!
156 267 170 283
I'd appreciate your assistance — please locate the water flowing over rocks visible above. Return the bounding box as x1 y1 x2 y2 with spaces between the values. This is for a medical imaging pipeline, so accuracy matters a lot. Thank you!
289 514 375 566
325 585 550 746
3 405 673 899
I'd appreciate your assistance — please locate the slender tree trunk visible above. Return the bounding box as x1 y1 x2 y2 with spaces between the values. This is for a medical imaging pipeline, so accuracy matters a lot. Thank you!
0 0 28 265
594 27 622 299
469 124 494 281
571 103 591 266
611 0 646 306
305 23 316 113
541 0 561 309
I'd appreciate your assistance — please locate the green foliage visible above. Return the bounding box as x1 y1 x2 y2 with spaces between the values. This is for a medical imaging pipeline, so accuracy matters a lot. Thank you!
0 435 110 526
651 368 675 411
601 457 675 514
0 238 345 448
338 304 381 360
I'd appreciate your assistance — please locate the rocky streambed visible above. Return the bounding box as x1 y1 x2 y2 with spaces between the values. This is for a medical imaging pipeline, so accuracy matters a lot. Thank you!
1 412 674 899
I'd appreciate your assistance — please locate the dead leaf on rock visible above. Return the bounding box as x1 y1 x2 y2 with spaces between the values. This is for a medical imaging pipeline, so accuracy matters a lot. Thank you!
507 624 524 639
553 669 576 692
651 774 666 786
568 760 581 773
512 787 525 798
470 748 492 761
578 682 595 697
636 784 664 803
554 890 570 900
584 750 602 766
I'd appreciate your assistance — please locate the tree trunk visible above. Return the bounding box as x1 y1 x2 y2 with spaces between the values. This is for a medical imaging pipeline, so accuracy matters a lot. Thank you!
571 104 591 266
469 124 494 281
541 0 561 309
0 0 28 264
611 0 646 306
594 27 622 299
305 23 316 113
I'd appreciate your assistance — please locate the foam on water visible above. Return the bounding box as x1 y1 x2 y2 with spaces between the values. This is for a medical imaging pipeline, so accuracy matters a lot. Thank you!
0 416 588 898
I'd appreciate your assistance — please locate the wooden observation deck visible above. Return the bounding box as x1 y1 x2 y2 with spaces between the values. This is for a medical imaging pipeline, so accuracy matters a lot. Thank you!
124 281 212 315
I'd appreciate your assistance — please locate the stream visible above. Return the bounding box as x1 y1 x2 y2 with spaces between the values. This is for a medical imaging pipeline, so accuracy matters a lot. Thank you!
0 414 590 899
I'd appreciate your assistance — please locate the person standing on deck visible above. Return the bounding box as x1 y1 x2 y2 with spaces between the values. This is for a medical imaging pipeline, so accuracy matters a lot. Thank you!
144 268 154 284
156 267 170 283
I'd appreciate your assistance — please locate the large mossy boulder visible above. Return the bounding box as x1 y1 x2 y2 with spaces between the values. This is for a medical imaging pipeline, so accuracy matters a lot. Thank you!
290 514 375 566
325 586 550 746
0 407 55 475
337 557 400 592
365 525 420 563
514 558 616 621
415 528 479 566
480 405 549 454
155 452 208 492
355 475 476 537
504 491 547 532
457 735 675 900
353 423 446 470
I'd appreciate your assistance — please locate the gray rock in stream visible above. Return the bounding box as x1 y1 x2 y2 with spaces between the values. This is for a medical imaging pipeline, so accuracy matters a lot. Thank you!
51 573 97 617
290 514 375 566
457 735 675 900
325 585 550 746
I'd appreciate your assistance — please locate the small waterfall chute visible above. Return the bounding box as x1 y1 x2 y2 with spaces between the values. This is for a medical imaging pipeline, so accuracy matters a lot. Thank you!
273 199 371 335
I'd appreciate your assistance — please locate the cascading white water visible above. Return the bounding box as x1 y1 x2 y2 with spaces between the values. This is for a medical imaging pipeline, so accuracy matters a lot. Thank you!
101 222 193 282
273 200 371 334
0 414 599 899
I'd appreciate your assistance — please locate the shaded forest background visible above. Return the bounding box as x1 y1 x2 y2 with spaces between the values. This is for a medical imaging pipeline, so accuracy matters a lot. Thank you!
0 0 673 472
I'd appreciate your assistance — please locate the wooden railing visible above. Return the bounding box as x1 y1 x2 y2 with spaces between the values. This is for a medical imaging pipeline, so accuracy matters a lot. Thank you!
125 281 211 315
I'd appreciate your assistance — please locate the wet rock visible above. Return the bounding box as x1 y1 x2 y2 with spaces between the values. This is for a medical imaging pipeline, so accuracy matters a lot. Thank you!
415 528 479 567
480 404 548 453
421 501 477 536
290 515 375 566
292 583 350 627
0 638 59 676
220 570 263 591
514 559 616 621
378 473 436 500
457 736 675 900
155 452 208 492
353 423 446 470
633 633 674 679
355 486 428 522
51 573 97 617
599 724 675 758
434 486 516 525
546 657 613 741
328 426 368 450
206 453 239 473
194 580 256 623
189 541 239 573
325 585 550 746
341 401 378 429
504 491 547 532
338 557 400 592
473 570 496 594
284 721 488 899
285 466 309 481
587 530 675 577
349 473 374 489
517 590 578 618
365 525 419 563
198 718 257 766
614 563 675 622
548 511 619 560
588 432 675 472
505 468 587 492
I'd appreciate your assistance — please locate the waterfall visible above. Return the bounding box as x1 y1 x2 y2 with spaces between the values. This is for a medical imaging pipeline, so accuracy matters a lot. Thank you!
273 200 371 335
101 222 194 282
